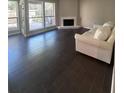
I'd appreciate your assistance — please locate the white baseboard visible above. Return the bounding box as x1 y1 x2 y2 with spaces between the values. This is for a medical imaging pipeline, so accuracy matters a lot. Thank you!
26 26 57 37
83 26 92 29
8 31 21 36
58 26 81 29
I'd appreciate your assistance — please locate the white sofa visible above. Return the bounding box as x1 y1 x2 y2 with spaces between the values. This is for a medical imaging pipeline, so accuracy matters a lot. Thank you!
74 24 115 64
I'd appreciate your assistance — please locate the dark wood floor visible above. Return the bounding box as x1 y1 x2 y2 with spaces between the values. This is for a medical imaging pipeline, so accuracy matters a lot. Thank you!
8 28 114 93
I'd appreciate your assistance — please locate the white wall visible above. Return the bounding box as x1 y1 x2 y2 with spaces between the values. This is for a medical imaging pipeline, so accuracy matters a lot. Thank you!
80 0 115 28
58 0 79 25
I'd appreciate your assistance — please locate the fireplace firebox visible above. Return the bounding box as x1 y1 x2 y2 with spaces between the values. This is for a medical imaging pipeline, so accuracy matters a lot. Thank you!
63 19 74 26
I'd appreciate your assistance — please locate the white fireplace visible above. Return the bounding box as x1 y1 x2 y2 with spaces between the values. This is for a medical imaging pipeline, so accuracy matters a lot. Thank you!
58 17 80 29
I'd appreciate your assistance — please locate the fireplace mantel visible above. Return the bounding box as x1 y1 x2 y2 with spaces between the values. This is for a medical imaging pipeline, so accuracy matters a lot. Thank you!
58 17 81 29
61 17 76 26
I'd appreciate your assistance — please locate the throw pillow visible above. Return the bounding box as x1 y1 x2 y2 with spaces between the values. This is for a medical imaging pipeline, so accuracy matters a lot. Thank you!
103 21 114 29
94 26 112 41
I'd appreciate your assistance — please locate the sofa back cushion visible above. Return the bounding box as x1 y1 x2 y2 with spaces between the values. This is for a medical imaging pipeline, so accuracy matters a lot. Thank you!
94 26 112 41
103 21 114 30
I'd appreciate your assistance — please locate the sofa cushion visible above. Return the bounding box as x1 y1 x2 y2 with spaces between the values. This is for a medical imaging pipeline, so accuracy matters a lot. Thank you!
82 28 96 38
94 26 112 41
75 34 111 50
103 21 114 29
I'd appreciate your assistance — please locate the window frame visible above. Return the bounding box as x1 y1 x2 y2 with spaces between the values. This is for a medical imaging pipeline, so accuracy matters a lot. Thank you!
28 1 44 31
28 1 56 31
8 0 20 34
44 2 56 27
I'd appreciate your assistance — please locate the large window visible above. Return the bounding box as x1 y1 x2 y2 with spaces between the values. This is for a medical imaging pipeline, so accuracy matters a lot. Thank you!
45 2 55 27
8 1 19 31
28 2 44 31
28 2 56 31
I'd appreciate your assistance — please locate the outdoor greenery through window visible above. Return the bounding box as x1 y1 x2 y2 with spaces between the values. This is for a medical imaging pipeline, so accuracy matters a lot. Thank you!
28 2 56 31
29 2 44 31
45 2 55 27
8 1 18 31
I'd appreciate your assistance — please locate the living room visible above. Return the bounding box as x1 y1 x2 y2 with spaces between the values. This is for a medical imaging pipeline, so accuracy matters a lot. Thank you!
7 0 115 93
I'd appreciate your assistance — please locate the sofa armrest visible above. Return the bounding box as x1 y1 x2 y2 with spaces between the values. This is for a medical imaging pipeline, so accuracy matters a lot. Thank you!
75 34 113 50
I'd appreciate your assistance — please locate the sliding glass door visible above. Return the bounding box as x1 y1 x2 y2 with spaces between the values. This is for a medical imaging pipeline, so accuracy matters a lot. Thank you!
28 1 56 31
45 2 55 27
8 1 19 33
28 2 44 31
